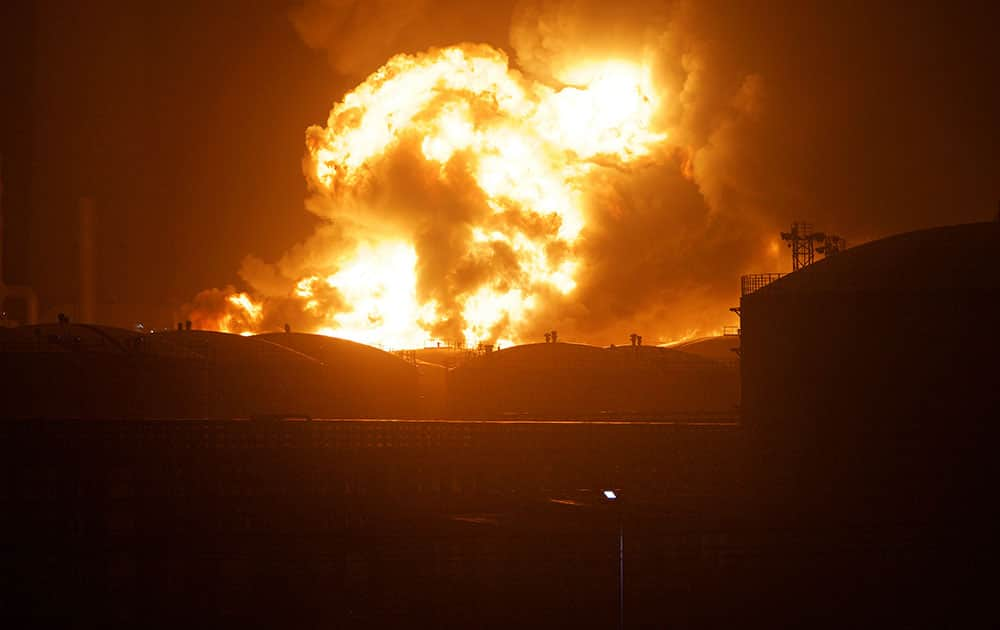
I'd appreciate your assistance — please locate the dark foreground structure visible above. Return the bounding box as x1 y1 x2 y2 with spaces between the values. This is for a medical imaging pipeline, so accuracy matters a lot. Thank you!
738 221 999 624
3 222 998 627
741 222 999 527
5 419 747 628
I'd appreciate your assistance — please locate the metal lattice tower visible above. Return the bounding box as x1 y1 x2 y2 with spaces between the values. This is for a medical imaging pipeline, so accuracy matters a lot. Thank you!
781 222 833 271
817 234 847 257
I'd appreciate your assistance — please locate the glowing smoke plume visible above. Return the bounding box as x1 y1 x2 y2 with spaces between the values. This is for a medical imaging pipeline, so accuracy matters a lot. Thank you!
192 44 668 348
188 0 785 348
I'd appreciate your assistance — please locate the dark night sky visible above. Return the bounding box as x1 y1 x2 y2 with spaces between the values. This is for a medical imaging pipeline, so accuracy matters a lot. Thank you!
1 0 997 328
2 0 341 324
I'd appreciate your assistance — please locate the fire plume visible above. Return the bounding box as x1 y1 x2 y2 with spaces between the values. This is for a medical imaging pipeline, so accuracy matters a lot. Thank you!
196 44 667 348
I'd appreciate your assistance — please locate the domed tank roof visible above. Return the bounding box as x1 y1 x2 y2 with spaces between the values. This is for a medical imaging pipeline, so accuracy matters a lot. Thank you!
462 342 608 370
257 332 419 418
449 342 738 418
671 336 740 363
607 344 719 366
256 332 411 374
2 323 140 353
755 222 1000 295
0 324 213 419
153 330 320 366
0 324 228 360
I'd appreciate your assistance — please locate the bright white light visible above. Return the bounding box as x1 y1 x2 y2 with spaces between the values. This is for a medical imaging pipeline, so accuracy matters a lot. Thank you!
603 490 617 500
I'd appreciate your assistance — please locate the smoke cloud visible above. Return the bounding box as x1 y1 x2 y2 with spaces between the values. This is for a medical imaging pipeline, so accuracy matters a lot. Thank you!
509 0 782 342
189 0 834 346
290 0 516 77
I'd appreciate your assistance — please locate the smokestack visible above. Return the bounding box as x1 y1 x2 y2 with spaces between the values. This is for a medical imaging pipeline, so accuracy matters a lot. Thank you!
79 197 97 323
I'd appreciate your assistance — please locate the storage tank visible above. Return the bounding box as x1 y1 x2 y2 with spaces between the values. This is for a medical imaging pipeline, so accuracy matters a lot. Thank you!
257 332 419 417
739 221 1000 526
741 222 1000 435
448 342 738 419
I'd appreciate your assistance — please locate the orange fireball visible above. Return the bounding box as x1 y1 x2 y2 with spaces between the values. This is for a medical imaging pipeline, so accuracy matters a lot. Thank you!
207 44 667 348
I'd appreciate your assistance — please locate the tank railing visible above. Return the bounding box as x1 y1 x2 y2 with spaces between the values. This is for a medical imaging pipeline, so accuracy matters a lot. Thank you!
741 273 784 296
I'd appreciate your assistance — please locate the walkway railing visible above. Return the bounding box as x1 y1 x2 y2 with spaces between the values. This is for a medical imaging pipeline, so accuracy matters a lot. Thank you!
740 273 784 296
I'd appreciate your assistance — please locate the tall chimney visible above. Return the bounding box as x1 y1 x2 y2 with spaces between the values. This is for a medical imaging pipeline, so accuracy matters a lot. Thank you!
79 196 97 323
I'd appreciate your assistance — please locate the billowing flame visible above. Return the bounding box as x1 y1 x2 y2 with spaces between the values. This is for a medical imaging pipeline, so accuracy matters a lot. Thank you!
221 293 262 332
198 44 667 348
